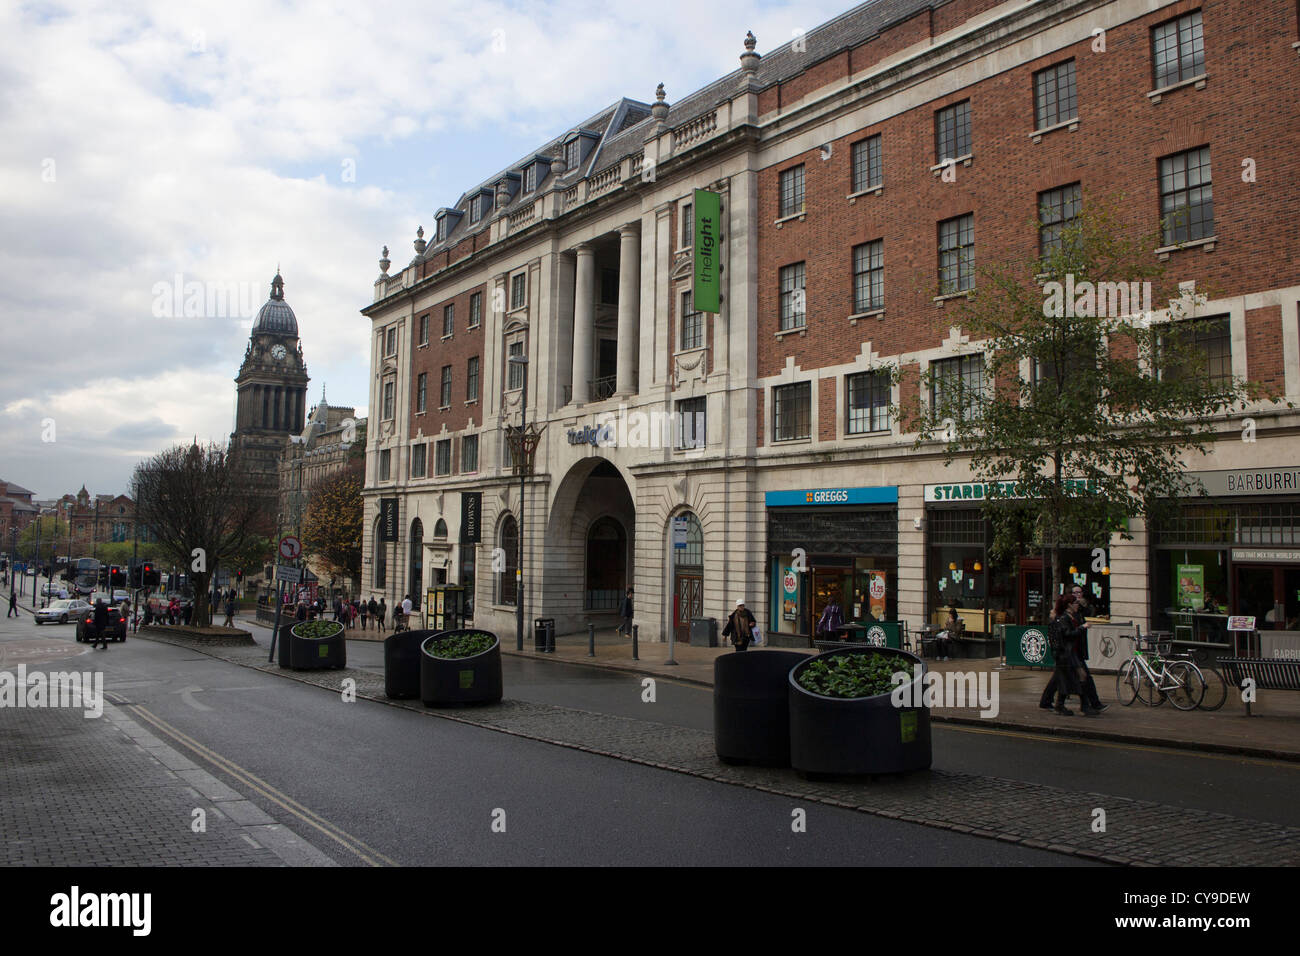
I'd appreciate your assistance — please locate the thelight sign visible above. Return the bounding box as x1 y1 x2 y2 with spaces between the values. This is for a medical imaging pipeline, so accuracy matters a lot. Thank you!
693 189 721 313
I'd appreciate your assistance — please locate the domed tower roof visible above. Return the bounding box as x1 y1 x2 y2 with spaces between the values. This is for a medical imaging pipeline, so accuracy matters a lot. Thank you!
252 271 298 336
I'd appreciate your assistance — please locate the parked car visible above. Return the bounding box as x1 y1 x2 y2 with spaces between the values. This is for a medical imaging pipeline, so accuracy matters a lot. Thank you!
41 582 67 597
75 602 128 643
111 589 130 603
35 598 90 625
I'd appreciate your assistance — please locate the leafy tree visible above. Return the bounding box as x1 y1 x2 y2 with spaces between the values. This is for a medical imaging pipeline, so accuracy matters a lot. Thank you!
17 516 66 562
131 441 265 626
908 194 1286 620
301 460 363 585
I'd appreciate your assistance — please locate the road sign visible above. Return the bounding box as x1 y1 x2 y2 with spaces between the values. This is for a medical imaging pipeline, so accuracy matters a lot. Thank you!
278 536 302 561
275 565 302 584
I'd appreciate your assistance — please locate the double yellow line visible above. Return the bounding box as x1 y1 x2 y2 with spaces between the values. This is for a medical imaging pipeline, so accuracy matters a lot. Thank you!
123 701 398 866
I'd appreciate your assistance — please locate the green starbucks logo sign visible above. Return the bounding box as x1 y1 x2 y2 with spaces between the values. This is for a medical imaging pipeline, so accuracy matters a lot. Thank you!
866 625 887 647
1020 627 1047 664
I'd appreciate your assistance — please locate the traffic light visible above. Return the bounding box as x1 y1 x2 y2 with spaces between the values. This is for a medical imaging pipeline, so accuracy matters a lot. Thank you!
130 563 143 588
98 566 109 587
109 565 126 588
143 563 159 587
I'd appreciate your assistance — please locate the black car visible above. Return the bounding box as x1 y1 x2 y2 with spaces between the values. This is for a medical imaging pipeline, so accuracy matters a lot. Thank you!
75 603 128 643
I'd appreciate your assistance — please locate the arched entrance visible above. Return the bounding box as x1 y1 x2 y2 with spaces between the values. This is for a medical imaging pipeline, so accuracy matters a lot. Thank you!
670 512 703 642
545 458 635 633
585 516 627 609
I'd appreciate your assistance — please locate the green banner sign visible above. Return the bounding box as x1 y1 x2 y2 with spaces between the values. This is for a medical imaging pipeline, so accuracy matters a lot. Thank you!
1004 624 1056 669
693 189 721 313
1176 564 1204 609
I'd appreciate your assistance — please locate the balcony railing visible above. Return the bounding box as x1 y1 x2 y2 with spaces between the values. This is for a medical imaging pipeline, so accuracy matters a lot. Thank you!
591 375 617 401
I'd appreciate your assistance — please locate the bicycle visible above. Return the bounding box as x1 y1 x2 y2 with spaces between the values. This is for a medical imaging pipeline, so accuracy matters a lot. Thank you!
1168 646 1229 712
1115 635 1207 711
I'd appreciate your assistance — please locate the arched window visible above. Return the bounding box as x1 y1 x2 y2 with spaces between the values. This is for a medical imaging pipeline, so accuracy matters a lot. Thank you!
434 518 448 539
409 518 423 609
673 512 703 568
374 519 387 589
497 515 518 606
585 516 627 610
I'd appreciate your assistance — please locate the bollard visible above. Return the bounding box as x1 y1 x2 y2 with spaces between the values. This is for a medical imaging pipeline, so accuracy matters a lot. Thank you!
632 623 639 661
587 622 595 658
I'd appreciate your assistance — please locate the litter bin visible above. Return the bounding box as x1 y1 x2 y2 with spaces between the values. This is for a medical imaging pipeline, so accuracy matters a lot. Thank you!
690 617 718 647
534 617 555 652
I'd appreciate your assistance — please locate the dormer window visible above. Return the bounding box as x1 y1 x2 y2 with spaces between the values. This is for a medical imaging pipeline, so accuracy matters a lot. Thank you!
469 191 493 224
565 139 581 170
436 219 447 241
524 164 537 194
435 208 463 242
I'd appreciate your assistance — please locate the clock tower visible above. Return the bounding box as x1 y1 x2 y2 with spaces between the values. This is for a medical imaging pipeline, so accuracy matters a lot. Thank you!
231 271 310 516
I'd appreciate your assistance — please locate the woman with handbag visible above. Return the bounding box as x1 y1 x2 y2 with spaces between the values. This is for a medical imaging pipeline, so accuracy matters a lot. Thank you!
1048 594 1100 716
722 599 757 652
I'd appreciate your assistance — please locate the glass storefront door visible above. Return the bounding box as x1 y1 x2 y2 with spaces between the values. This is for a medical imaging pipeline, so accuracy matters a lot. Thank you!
1235 565 1300 629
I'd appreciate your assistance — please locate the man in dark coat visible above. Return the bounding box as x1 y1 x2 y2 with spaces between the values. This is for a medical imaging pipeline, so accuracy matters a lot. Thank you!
93 598 110 650
619 587 634 637
7 590 16 618
367 596 378 630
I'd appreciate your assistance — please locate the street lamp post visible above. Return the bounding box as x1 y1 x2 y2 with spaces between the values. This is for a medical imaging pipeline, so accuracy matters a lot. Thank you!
32 518 42 608
508 354 528 653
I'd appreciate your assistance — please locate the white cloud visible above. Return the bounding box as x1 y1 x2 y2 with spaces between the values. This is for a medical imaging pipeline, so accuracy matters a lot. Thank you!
0 0 851 496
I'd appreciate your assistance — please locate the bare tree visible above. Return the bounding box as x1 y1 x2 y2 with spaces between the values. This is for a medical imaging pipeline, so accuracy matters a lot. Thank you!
131 441 265 627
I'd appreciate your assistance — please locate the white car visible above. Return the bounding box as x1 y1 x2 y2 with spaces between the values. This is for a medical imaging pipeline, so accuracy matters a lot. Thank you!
35 598 91 625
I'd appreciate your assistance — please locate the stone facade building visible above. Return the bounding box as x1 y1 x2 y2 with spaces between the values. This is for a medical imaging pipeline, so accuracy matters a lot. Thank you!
361 0 1300 648
1 481 39 544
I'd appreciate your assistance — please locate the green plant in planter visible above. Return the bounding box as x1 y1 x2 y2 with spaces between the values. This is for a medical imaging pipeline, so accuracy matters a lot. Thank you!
294 620 343 639
424 632 496 659
797 652 906 699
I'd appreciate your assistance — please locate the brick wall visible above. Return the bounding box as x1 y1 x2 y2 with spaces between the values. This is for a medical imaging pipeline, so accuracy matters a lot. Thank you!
1245 304 1285 392
757 0 1300 391
409 285 487 455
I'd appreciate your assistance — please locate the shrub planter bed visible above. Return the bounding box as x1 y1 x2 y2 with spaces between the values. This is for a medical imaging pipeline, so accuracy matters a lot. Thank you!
788 646 931 777
287 619 347 670
713 650 809 766
386 629 438 699
420 630 502 706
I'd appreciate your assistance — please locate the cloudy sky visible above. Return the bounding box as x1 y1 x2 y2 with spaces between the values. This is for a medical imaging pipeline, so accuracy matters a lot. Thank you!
0 0 853 500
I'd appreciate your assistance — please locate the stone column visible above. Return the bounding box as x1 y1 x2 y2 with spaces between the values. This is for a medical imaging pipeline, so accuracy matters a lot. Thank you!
572 243 595 405
615 225 641 396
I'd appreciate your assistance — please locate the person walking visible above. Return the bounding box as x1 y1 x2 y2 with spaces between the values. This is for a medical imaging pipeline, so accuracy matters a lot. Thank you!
816 594 844 639
619 587 634 638
93 597 110 650
7 590 17 618
722 599 757 652
1047 594 1099 716
1039 587 1107 711
360 598 369 631
377 597 387 632
223 593 235 627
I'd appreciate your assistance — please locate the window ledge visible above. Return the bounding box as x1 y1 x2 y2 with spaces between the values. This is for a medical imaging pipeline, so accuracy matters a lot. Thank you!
931 154 973 175
674 345 708 358
441 334 453 343
1029 119 1079 143
468 323 481 330
933 291 973 304
415 410 426 417
507 306 528 317
846 186 883 203
1155 236 1217 260
775 325 807 339
417 342 429 349
771 436 813 446
1146 74 1208 103
849 308 885 325
679 244 693 253
464 399 478 406
844 429 893 440
774 211 807 227
438 405 452 412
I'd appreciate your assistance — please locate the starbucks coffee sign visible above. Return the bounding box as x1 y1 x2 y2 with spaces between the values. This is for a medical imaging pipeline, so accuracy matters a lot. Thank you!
865 625 887 647
1020 627 1048 664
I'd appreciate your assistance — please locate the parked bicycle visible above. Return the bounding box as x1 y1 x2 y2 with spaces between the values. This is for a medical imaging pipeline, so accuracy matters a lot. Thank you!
1168 645 1229 711
1116 635 1207 711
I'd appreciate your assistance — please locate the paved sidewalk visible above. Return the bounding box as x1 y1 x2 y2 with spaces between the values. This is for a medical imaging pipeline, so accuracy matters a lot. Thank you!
132 626 1300 866
495 628 1300 762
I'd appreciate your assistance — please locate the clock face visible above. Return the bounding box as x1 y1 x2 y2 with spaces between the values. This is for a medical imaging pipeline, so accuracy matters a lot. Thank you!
271 344 287 360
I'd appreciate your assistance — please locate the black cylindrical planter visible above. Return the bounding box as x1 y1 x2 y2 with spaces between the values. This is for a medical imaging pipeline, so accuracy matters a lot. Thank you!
420 630 503 706
714 650 808 766
288 620 347 670
386 629 438 699
789 646 931 776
